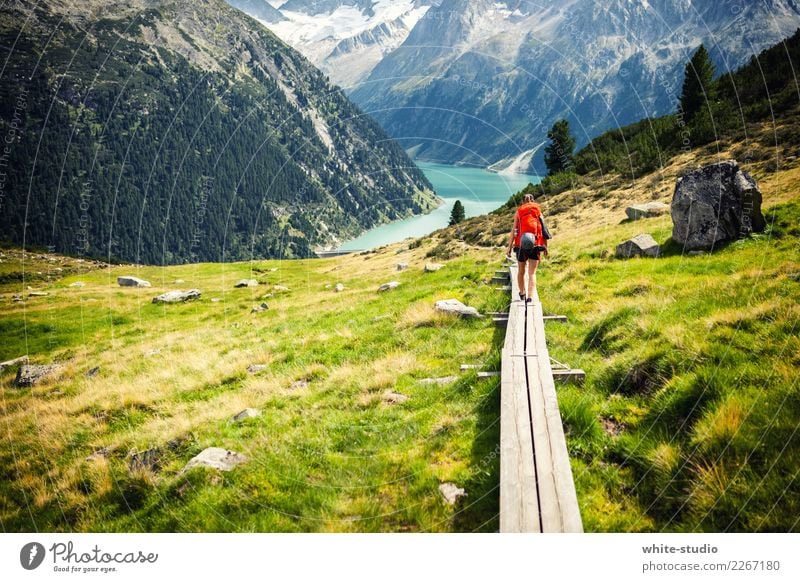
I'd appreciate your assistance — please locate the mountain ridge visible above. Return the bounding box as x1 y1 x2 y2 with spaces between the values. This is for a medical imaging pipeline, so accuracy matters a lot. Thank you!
0 0 436 264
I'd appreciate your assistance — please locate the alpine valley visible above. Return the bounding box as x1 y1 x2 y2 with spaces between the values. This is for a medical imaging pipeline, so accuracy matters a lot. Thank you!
239 0 800 173
0 0 436 264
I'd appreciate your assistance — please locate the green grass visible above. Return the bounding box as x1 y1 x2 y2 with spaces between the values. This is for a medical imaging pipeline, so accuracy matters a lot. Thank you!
541 200 800 532
1 199 798 533
0 245 504 532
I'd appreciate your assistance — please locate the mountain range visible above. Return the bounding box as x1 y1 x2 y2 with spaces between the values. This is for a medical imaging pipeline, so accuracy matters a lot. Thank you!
236 0 800 174
0 0 434 264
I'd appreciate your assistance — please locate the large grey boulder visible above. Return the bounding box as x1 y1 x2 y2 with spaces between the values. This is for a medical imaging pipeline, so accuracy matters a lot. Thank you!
616 234 661 259
152 289 201 304
626 201 669 220
181 447 247 473
671 160 765 251
14 363 60 387
117 276 151 287
434 299 483 318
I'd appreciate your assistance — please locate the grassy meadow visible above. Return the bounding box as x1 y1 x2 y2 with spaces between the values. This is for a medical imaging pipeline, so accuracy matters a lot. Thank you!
1 151 799 532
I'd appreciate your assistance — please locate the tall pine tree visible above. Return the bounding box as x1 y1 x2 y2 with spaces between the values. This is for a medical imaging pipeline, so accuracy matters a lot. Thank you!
544 119 576 176
679 44 716 121
449 200 465 225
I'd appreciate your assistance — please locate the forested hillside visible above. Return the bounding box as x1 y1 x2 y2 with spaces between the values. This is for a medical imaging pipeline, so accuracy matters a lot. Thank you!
0 0 435 264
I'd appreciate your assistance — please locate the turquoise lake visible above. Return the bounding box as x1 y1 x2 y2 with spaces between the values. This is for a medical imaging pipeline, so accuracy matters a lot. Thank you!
339 162 541 251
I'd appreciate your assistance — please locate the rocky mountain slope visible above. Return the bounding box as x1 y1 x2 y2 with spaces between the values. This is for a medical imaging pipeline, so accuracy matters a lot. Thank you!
231 0 440 88
348 0 800 172
0 0 435 264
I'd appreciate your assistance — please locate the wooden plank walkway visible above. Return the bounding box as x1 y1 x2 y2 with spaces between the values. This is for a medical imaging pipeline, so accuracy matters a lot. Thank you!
499 264 583 533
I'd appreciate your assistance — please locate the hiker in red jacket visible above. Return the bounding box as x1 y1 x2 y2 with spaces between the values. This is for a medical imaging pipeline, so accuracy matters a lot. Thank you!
506 193 551 303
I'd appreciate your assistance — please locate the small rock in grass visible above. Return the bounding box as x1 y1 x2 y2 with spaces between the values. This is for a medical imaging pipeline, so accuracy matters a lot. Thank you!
335 283 345 292
396 263 408 271
152 289 201 304
378 281 400 292
211 297 222 302
128 447 161 472
235 279 258 288
28 291 49 297
615 234 660 259
424 263 445 272
14 364 60 387
434 299 482 318
439 482 466 505
181 447 247 473
86 447 111 462
383 391 408 404
233 408 261 422
273 285 290 292
69 281 85 287
419 376 458 386
290 379 309 390
247 364 268 374
86 366 100 378
118 276 151 287
251 302 269 313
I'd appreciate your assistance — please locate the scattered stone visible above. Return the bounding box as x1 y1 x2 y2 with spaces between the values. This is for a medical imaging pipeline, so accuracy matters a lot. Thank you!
439 482 466 505
86 366 100 378
247 364 268 374
600 417 625 437
434 299 483 318
69 281 85 288
13 363 60 387
626 201 669 220
273 285 290 292
378 281 400 292
671 160 766 251
86 447 111 462
0 355 28 372
424 263 445 272
174 279 185 284
260 293 273 299
383 391 408 404
28 291 49 297
334 283 345 293
181 447 247 473
235 279 258 288
233 408 261 422
12 294 23 302
615 234 661 259
128 448 162 472
117 276 151 287
269 268 278 272
372 315 391 322
211 298 222 303
419 376 459 386
251 302 269 313
290 379 309 390
152 289 201 304
144 348 161 357
396 263 408 271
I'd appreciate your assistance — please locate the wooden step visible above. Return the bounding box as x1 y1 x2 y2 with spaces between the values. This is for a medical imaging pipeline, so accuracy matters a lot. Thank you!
543 315 567 323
